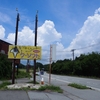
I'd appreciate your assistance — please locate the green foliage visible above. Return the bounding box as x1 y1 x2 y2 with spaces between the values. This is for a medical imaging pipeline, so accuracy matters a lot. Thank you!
36 62 44 70
68 83 90 89
0 81 11 89
0 54 12 79
18 63 26 69
44 64 49 71
48 52 100 78
52 59 73 75
38 85 63 93
16 69 31 78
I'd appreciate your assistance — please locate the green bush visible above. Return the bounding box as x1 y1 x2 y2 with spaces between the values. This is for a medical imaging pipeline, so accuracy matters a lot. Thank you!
16 70 31 78
0 81 11 89
0 54 12 79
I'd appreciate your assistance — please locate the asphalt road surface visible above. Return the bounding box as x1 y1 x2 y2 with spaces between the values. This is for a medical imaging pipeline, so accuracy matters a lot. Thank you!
37 72 100 91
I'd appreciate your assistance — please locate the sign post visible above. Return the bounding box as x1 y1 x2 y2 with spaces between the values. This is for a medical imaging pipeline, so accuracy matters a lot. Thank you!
49 44 56 84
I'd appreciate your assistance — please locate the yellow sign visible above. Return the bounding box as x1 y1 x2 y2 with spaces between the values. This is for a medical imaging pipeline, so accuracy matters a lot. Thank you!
8 45 41 60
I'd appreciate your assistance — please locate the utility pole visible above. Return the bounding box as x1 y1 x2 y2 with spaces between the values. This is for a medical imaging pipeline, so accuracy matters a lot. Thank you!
33 12 38 84
71 49 75 61
71 49 75 74
12 12 20 84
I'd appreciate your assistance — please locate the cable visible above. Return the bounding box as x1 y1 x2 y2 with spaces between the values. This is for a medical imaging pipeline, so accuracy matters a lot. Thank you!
42 49 71 52
41 42 100 53
75 42 100 50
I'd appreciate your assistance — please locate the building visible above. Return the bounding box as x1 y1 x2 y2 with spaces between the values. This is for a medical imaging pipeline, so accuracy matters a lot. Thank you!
0 39 20 64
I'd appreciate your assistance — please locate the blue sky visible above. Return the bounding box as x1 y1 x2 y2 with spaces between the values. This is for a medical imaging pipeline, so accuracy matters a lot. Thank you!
1 0 100 64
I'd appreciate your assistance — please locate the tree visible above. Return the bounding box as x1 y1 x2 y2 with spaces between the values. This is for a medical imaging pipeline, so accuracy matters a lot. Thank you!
51 52 100 78
0 53 12 79
36 62 44 70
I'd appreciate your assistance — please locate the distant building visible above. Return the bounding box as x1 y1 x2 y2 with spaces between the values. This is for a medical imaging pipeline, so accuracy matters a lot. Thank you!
0 39 20 65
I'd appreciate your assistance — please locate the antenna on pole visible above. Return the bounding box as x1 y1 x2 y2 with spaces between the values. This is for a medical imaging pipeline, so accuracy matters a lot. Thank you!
36 10 38 14
16 8 18 12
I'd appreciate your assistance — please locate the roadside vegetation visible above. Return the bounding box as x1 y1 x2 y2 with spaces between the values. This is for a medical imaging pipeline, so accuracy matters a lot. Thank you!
38 85 63 93
0 53 12 80
16 69 31 78
68 83 91 89
0 53 31 80
0 81 63 93
0 81 11 90
44 52 100 78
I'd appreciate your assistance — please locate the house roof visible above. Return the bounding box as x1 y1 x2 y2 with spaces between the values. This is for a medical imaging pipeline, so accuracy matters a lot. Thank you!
0 39 12 45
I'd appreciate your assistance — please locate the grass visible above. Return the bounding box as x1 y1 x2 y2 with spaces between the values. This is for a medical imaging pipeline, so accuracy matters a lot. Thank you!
19 69 33 73
68 83 91 89
14 85 63 93
16 70 31 78
38 85 63 93
0 81 11 90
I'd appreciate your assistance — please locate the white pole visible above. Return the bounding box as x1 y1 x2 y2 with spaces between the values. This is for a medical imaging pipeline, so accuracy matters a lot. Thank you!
49 45 52 85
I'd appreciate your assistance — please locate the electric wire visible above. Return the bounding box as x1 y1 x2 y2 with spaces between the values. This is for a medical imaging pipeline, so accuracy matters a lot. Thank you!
42 42 100 52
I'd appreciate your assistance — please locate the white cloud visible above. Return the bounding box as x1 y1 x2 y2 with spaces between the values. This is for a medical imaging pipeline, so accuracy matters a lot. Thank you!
67 7 100 58
56 42 66 59
6 20 62 47
0 25 5 39
37 20 62 62
95 7 100 14
6 33 15 44
38 20 62 48
6 26 34 45
18 26 34 45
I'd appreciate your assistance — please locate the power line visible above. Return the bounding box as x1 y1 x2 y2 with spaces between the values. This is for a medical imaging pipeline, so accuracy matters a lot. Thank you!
42 49 71 52
75 42 100 50
43 42 100 52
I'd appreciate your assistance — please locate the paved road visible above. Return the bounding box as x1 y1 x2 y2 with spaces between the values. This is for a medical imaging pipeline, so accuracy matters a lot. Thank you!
37 72 100 91
35 72 100 100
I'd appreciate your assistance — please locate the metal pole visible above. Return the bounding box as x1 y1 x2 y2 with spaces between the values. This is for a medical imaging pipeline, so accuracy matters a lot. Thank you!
12 13 19 84
26 59 29 73
71 49 75 61
33 12 38 84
